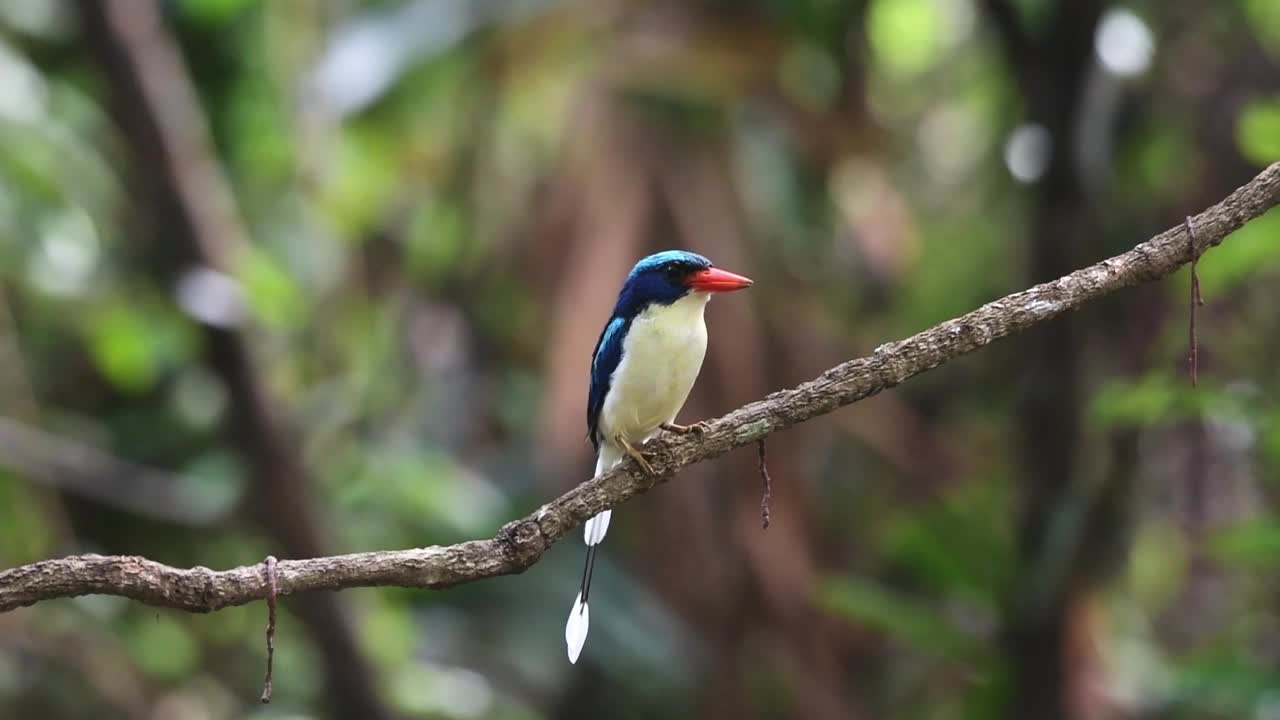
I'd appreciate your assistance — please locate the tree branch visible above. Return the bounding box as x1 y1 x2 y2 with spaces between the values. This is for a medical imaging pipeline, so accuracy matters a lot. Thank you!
3 161 1278 614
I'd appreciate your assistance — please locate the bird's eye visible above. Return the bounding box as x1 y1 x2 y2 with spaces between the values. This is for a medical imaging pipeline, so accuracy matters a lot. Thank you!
664 265 683 283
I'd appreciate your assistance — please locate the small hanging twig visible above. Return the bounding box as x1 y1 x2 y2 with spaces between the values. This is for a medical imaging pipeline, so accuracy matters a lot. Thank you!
260 555 278 703
1186 216 1204 387
756 439 772 529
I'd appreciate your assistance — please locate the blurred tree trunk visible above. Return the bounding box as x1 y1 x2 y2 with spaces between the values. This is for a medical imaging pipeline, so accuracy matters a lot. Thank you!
76 2 389 718
985 2 1104 718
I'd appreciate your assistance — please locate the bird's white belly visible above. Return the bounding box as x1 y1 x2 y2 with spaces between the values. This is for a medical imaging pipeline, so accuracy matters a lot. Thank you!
600 293 709 445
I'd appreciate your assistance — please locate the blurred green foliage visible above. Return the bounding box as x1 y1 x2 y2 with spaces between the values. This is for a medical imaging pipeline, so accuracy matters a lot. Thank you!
0 1 1278 719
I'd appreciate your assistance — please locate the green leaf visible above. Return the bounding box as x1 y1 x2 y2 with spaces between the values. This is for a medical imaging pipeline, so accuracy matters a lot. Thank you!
1119 122 1193 200
233 245 305 331
361 601 417 667
389 662 496 718
0 470 54 564
1236 97 1280 166
176 0 255 25
1195 207 1280 292
177 451 245 520
1243 0 1280 56
876 480 1013 598
1209 519 1280 567
124 615 200 680
817 576 978 659
1128 520 1189 609
320 127 397 235
1089 372 1186 428
84 297 197 392
1174 648 1280 715
89 309 148 390
406 197 467 281
1262 413 1280 470
778 42 841 111
866 0 944 79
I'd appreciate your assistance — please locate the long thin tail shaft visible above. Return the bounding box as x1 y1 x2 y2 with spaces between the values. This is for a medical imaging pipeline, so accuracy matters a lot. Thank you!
580 543 598 604
566 509 612 663
566 447 624 663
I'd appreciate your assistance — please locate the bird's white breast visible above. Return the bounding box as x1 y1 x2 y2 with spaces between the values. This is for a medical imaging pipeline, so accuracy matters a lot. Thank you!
600 292 710 446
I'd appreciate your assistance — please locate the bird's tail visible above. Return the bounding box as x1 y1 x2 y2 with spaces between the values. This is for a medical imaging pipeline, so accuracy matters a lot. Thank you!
566 445 623 663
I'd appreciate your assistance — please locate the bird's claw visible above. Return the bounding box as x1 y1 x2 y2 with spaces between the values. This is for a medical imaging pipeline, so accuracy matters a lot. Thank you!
616 434 657 476
662 421 709 435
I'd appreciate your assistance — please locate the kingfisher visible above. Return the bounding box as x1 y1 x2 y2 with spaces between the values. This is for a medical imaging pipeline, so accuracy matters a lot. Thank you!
565 249 753 663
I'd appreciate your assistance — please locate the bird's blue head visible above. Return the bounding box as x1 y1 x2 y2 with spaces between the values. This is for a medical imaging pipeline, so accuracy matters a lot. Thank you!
611 250 753 318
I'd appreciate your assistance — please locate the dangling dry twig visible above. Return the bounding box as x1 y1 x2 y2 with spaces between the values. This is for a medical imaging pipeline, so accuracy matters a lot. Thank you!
757 439 772 529
1186 215 1205 387
260 556 278 703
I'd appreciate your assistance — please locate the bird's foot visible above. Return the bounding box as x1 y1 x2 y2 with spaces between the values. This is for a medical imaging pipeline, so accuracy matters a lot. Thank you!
615 434 657 476
662 421 709 436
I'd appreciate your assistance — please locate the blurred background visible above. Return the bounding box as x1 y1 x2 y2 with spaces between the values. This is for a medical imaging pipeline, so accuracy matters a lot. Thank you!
0 0 1278 718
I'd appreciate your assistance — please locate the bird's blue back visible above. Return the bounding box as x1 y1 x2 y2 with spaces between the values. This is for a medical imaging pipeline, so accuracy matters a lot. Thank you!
586 250 711 451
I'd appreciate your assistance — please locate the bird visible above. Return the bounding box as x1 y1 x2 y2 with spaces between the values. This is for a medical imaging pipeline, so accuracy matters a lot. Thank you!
565 249 753 664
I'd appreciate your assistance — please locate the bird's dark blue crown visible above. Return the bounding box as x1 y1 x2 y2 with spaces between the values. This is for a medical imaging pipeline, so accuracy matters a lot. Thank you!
611 250 711 319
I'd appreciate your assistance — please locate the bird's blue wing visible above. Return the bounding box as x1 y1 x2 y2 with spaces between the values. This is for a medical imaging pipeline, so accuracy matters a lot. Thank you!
587 316 627 451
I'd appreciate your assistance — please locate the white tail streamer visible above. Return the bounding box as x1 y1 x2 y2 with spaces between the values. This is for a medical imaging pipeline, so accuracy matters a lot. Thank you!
565 592 590 664
583 510 612 545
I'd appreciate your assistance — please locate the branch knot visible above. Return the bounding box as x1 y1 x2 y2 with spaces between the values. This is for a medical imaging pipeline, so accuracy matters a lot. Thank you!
497 519 545 563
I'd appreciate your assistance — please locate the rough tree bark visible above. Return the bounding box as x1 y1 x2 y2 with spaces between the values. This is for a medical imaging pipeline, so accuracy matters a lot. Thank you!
2 160 1278 614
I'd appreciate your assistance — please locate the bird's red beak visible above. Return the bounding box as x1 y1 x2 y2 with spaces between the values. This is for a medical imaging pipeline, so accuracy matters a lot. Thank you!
687 267 753 293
